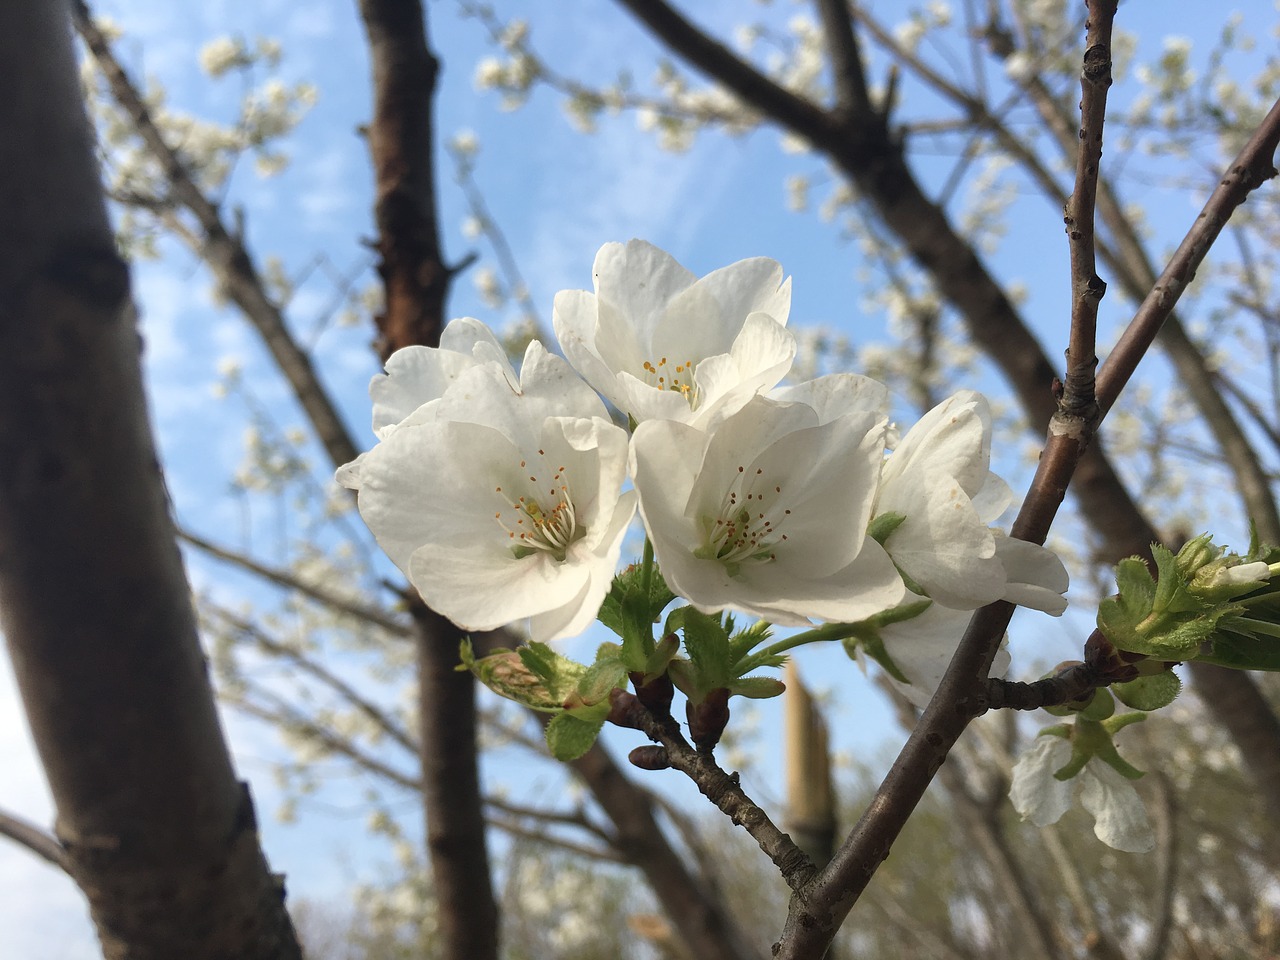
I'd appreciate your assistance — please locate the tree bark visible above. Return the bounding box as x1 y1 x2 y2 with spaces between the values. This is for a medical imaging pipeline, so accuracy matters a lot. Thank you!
0 4 302 958
354 2 500 958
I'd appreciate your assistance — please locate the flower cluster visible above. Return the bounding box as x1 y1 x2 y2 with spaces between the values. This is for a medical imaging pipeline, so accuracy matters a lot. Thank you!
339 241 1068 699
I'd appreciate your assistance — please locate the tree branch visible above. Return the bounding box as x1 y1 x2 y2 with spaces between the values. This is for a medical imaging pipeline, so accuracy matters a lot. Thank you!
1061 0 1116 418
181 528 411 637
73 1 362 473
568 741 768 960
611 693 816 893
0 809 70 873
353 3 498 957
813 0 871 118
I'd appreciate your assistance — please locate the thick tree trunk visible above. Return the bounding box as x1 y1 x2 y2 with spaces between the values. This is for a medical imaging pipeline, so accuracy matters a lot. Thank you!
0 4 301 958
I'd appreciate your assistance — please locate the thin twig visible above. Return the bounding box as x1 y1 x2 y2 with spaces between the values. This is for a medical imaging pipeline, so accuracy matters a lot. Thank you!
612 694 817 893
208 605 419 757
1060 0 1115 418
181 528 411 637
73 1 362 472
0 809 70 873
1096 96 1280 415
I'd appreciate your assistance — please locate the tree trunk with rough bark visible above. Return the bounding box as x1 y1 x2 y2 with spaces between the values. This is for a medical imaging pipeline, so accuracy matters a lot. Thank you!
0 4 302 958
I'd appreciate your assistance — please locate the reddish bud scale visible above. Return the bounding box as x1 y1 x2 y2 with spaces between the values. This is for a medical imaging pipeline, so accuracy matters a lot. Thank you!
630 670 675 716
607 688 645 730
628 745 672 771
687 688 732 753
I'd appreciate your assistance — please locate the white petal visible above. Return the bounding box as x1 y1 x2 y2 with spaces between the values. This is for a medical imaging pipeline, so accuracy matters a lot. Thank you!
1009 736 1075 827
771 373 890 425
409 542 592 637
593 240 696 350
884 391 990 498
877 465 1004 609
370 319 516 437
878 602 1010 707
995 535 1070 615
691 313 797 426
1079 761 1155 853
553 288 633 413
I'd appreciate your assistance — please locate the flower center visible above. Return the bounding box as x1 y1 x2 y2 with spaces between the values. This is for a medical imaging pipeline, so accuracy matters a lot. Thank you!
494 451 584 562
694 464 790 577
640 355 699 408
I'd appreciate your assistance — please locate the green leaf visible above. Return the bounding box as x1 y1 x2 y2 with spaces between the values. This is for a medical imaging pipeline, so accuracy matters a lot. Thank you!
680 607 733 688
545 706 609 761
572 656 629 707
599 564 676 670
1196 621 1280 671
1112 670 1182 711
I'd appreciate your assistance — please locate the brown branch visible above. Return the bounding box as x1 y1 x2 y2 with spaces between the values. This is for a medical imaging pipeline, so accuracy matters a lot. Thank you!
610 693 817 893
0 809 70 873
208 606 419 757
0 3 302 956
181 528 412 637
568 741 767 960
73 1 362 473
1095 97 1280 415
814 0 871 117
1060 0 1116 418
880 679 1062 960
354 3 498 956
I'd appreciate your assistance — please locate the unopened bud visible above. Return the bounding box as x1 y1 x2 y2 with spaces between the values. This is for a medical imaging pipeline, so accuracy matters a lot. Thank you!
687 688 731 753
628 745 671 770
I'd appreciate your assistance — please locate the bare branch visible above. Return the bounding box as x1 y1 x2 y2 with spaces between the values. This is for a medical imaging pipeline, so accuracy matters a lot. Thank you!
73 2 363 473
1095 97 1280 415
610 693 816 893
181 528 411 637
0 809 70 873
1060 0 1116 418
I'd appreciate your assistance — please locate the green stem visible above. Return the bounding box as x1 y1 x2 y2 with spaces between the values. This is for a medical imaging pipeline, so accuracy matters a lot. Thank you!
736 621 861 672
641 537 654 605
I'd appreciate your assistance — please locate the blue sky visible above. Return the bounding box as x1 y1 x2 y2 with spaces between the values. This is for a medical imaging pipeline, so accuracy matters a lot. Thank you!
2 1 1276 956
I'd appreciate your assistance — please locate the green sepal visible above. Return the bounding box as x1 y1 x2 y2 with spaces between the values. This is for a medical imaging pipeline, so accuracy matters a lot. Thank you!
867 511 907 546
1112 670 1181 711
460 639 586 712
545 702 610 761
728 619 774 665
846 630 911 685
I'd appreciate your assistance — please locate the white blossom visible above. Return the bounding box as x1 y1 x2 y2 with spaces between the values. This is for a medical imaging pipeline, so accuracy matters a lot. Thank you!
875 390 1069 613
630 387 905 626
553 240 794 427
339 343 635 643
1010 736 1154 853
